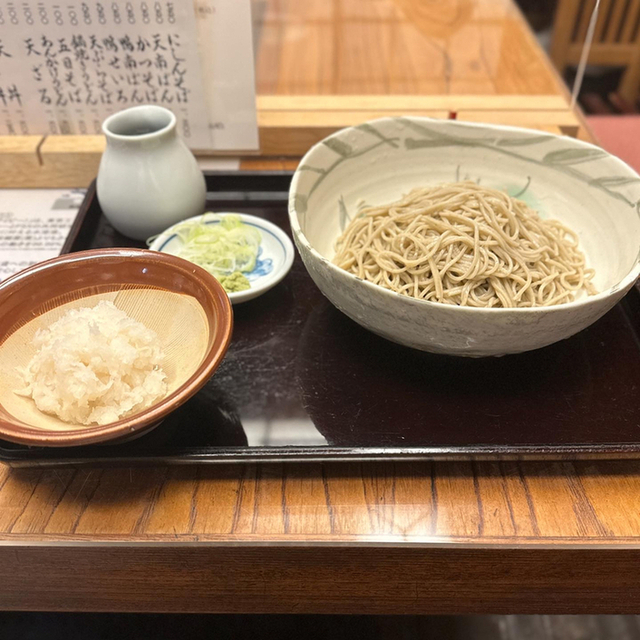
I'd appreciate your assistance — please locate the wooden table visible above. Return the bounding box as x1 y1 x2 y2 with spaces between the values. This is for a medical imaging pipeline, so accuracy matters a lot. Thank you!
2 0 638 615
253 0 561 95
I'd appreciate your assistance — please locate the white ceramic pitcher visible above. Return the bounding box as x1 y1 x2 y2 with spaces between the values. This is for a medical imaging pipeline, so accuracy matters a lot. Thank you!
97 105 206 241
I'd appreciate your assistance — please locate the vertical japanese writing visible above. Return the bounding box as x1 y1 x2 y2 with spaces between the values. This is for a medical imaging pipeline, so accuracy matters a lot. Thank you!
0 35 28 133
26 24 193 110
0 1 214 144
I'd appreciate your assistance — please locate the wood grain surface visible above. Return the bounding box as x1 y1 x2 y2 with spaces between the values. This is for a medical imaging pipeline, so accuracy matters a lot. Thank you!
2 461 640 612
0 0 636 615
3 460 640 544
0 0 577 185
253 0 565 96
0 95 581 188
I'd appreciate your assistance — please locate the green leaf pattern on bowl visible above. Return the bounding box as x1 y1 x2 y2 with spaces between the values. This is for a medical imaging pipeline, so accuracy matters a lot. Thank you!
300 117 640 213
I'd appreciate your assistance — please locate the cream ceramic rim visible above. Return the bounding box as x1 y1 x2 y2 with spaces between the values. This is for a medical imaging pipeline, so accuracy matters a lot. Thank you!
102 105 176 142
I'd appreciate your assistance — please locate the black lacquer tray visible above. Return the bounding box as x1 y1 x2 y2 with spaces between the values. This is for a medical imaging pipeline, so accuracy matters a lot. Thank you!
2 171 640 467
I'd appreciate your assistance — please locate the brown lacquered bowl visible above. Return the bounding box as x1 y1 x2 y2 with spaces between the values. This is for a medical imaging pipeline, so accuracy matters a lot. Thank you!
0 249 233 447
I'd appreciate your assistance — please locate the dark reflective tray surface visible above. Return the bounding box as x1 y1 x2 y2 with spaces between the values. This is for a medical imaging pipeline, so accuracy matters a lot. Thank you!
2 172 639 466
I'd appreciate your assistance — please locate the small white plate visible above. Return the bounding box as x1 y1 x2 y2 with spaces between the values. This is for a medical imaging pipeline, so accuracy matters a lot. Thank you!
149 213 295 304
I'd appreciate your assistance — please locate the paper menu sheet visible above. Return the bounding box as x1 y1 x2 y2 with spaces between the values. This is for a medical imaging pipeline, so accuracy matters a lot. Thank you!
0 189 84 282
0 1 213 148
195 0 259 151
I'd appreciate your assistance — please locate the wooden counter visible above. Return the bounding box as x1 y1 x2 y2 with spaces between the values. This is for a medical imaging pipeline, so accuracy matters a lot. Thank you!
1 0 638 615
0 0 590 187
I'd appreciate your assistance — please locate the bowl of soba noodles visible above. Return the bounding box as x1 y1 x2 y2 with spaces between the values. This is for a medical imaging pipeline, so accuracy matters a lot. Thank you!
288 117 640 356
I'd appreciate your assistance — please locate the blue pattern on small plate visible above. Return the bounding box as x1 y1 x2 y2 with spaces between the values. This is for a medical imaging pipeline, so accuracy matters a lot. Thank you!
150 213 295 305
247 247 274 281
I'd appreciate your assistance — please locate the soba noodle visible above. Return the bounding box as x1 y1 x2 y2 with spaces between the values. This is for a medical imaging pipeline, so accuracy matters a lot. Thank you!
333 182 595 308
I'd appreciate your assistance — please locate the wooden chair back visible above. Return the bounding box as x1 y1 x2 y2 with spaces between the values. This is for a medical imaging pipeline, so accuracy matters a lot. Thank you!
550 0 640 102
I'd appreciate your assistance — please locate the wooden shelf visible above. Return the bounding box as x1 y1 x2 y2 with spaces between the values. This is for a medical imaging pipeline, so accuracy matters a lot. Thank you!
0 95 585 189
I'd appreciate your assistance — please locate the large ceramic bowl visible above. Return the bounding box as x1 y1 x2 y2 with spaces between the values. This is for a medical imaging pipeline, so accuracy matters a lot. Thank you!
288 117 640 356
0 249 233 446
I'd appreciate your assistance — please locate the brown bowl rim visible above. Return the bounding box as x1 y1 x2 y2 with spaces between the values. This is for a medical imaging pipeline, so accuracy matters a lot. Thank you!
0 248 233 447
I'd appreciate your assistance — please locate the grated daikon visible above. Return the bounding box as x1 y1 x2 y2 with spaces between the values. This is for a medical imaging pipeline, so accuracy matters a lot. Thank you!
17 300 168 426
